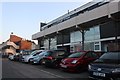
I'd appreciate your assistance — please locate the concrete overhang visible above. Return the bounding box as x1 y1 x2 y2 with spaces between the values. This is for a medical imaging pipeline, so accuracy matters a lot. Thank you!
2 42 19 49
32 0 120 40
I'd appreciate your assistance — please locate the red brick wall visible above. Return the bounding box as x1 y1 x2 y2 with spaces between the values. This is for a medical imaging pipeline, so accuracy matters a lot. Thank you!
21 40 32 50
10 34 32 50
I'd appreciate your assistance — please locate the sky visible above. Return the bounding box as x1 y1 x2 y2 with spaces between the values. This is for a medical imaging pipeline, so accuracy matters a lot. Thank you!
0 0 92 44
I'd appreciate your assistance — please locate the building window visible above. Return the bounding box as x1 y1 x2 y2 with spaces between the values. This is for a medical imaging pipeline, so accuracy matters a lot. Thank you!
70 31 82 43
84 42 94 51
85 26 100 41
94 42 101 51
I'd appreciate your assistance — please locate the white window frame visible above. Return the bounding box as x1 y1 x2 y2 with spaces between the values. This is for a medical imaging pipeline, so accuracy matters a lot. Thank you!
94 41 101 51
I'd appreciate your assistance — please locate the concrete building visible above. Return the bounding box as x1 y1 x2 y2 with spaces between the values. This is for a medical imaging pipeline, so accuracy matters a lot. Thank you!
1 41 19 56
32 0 120 52
1 34 35 56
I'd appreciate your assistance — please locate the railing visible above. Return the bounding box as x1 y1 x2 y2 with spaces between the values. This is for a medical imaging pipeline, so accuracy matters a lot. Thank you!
2 41 19 49
5 49 16 54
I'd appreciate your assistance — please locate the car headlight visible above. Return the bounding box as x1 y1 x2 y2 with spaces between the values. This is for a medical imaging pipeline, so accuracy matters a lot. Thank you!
112 68 120 73
88 65 91 70
71 60 78 64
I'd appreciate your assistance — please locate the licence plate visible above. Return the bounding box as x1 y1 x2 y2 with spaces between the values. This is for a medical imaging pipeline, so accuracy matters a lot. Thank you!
93 72 105 77
61 65 67 68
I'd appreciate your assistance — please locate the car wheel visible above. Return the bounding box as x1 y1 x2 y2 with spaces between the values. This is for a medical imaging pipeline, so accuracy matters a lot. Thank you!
53 61 59 68
39 59 42 65
40 59 45 65
28 59 32 63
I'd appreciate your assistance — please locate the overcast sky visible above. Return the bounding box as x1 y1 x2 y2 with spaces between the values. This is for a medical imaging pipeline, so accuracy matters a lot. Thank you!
0 0 92 44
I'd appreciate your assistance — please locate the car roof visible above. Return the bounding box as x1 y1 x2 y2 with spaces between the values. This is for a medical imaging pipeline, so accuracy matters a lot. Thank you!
46 49 66 51
35 50 44 52
74 51 94 52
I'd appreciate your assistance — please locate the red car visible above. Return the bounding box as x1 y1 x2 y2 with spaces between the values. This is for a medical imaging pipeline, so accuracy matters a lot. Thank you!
60 51 99 72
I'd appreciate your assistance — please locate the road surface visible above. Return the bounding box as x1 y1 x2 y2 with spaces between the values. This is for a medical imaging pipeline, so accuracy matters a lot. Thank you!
2 58 89 80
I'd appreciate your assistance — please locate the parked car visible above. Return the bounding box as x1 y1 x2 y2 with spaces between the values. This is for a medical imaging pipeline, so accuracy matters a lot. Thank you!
14 53 20 61
41 49 69 67
22 50 44 63
19 50 32 62
8 55 14 61
94 51 106 58
60 51 99 72
88 52 120 80
30 51 47 64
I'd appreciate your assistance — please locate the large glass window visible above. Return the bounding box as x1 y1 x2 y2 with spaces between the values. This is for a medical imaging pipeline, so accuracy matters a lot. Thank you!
85 26 100 41
70 26 100 43
70 31 82 43
44 39 49 50
57 33 70 45
50 37 57 49
70 25 101 52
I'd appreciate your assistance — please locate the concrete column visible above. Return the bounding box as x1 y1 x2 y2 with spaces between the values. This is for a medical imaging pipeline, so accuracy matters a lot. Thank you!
81 30 85 51
62 34 64 47
48 37 51 49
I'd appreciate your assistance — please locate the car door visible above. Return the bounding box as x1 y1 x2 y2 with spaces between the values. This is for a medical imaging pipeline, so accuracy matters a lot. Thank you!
38 52 45 60
82 52 95 68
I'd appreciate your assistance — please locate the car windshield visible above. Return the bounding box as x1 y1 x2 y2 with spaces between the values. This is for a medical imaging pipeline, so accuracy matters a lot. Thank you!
68 52 84 58
38 52 44 56
33 51 43 56
96 52 120 63
21 50 32 55
99 52 120 60
23 54 29 56
30 50 39 55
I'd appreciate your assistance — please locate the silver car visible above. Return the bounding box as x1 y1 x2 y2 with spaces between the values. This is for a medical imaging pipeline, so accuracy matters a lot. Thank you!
22 50 44 63
8 55 14 61
31 51 47 64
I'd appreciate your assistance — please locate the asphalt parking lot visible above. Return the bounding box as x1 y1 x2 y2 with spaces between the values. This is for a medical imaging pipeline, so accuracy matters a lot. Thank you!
2 58 89 80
